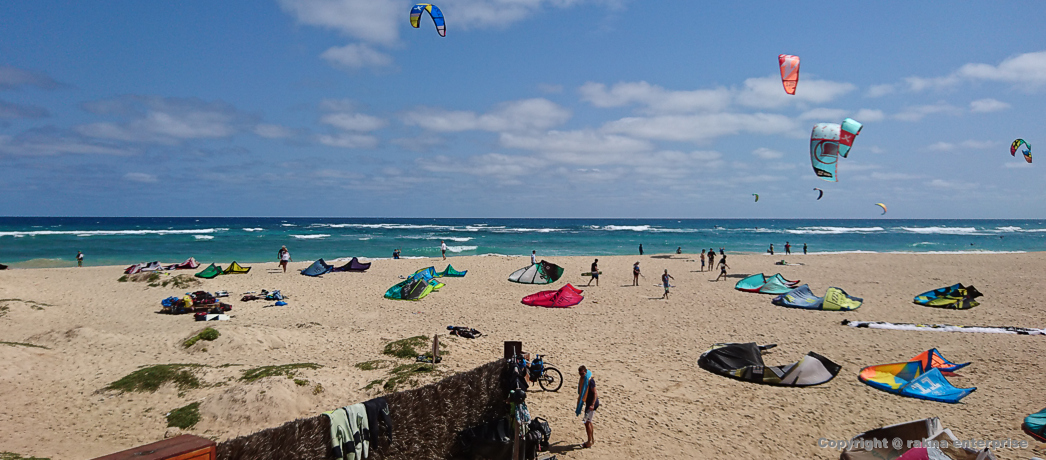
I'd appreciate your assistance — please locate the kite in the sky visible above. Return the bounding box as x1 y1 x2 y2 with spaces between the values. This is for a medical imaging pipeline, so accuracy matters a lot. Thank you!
813 188 823 200
810 117 863 182
753 194 759 202
1011 138 1032 163
875 203 887 215
778 54 800 95
410 3 446 37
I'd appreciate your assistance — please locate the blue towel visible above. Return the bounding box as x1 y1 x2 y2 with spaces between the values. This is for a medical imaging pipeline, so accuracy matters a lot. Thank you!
576 370 592 416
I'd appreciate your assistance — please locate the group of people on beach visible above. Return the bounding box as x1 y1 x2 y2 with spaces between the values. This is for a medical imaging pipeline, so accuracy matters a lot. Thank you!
768 242 807 255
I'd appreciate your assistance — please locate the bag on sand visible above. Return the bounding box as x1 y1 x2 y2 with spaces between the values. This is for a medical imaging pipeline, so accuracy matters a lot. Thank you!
448 325 482 339
459 418 512 459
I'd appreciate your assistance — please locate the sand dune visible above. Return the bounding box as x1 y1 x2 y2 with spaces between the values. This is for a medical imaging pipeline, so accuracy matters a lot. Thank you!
1 253 1045 459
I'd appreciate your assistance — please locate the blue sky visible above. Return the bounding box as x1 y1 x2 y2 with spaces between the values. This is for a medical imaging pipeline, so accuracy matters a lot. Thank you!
1 1 1044 218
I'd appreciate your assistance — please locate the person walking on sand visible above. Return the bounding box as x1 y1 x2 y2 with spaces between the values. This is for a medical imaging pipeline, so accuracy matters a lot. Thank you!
715 258 731 281
661 270 674 299
577 366 599 449
803 243 808 255
785 242 791 255
278 246 291 273
632 261 642 286
700 249 706 272
441 240 447 260
586 259 599 286
638 244 643 256
76 251 83 268
531 250 536 265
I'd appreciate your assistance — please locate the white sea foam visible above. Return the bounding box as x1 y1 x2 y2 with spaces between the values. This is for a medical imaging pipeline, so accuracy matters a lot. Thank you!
243 228 264 232
0 228 225 237
194 235 214 240
911 242 939 246
786 226 884 235
588 225 652 231
426 236 473 242
446 245 478 253
291 234 330 239
492 228 563 233
994 226 1023 232
281 224 297 227
901 226 982 235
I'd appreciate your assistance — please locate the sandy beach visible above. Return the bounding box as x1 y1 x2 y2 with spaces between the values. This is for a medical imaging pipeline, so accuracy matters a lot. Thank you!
2 252 1045 459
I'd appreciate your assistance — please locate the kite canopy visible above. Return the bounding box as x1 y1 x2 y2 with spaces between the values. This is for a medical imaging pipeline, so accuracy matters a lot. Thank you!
436 264 467 277
508 260 564 284
522 283 584 308
778 54 800 95
385 278 433 301
195 263 223 279
1011 138 1032 163
823 287 863 311
332 257 371 272
909 348 970 373
859 352 976 403
914 283 982 310
734 273 800 294
410 3 446 37
813 188 823 200
752 193 759 202
1024 408 1046 442
772 285 862 310
223 261 251 274
300 259 334 277
166 257 199 270
810 117 863 182
698 343 840 387
875 203 887 215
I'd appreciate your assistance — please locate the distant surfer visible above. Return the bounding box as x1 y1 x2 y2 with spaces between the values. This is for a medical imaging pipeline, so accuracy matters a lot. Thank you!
803 243 808 255
785 242 791 255
638 244 643 256
393 248 401 259
676 247 682 255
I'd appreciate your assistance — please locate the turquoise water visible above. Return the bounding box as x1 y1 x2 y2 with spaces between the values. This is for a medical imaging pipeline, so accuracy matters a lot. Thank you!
0 218 1043 268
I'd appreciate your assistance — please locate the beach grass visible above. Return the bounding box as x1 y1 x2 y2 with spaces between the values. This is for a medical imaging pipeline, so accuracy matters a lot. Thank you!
182 328 220 348
104 364 205 393
354 359 393 371
382 335 447 359
382 363 435 392
239 363 322 383
166 402 201 429
157 274 199 289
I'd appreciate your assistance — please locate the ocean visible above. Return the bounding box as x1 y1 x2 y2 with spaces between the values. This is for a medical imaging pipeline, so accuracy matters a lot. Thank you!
0 217 1043 268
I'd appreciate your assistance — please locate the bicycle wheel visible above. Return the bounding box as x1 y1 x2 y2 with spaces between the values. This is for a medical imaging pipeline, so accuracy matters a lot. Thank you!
539 367 563 392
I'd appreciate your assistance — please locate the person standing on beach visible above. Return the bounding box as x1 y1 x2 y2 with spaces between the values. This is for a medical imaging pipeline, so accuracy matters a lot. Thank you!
768 243 774 255
700 249 706 272
676 247 682 255
708 250 716 272
441 240 447 260
393 248 401 259
278 246 290 273
661 270 674 299
803 243 808 255
76 251 83 268
531 250 536 265
638 244 643 256
577 366 599 449
715 258 731 281
785 242 791 255
632 261 642 286
586 259 599 286
719 247 724 257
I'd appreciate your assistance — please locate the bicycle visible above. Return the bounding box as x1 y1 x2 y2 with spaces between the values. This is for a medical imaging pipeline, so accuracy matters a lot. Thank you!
528 354 563 392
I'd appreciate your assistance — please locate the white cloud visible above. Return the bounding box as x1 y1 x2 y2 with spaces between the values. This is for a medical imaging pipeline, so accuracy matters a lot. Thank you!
799 108 847 121
320 44 393 69
321 112 387 131
0 65 64 90
734 75 856 109
403 98 571 133
969 98 1010 113
318 133 378 149
0 129 135 156
579 81 731 114
893 103 962 122
277 0 401 45
1004 161 1033 169
602 112 798 143
853 109 885 122
926 140 995 152
0 100 49 119
866 84 896 98
422 153 547 177
253 124 296 139
870 172 923 180
123 172 158 183
752 147 783 160
500 130 653 155
74 96 247 144
898 51 1046 92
